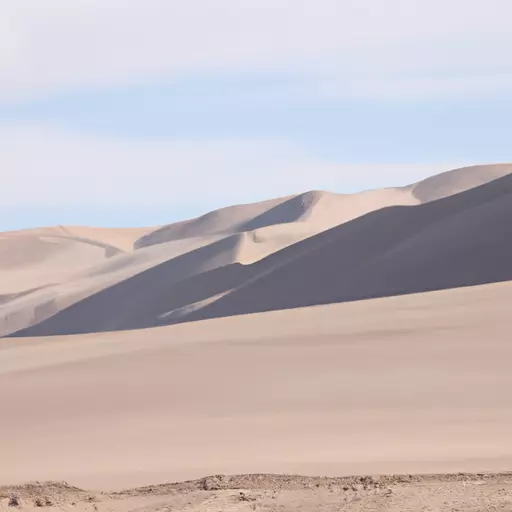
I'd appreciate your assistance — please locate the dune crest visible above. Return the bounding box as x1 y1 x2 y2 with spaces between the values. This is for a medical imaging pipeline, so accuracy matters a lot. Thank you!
410 163 512 202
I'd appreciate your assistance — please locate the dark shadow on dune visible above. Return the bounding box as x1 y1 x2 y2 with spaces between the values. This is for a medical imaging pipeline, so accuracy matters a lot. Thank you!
182 172 512 322
109 262 258 331
239 191 322 232
134 192 322 249
8 173 512 337
8 237 256 337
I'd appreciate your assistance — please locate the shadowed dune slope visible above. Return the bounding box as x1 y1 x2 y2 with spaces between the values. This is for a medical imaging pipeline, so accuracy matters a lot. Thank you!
2 187 412 335
0 234 230 337
134 195 292 248
184 171 512 322
0 221 330 337
8 232 301 336
9 168 512 337
133 189 411 249
135 163 512 249
3 234 249 336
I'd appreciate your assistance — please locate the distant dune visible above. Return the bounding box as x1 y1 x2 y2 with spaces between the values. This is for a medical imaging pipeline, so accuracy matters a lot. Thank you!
135 188 417 249
138 163 512 249
0 225 153 295
5 163 511 338
408 163 512 202
183 168 512 323
2 163 512 337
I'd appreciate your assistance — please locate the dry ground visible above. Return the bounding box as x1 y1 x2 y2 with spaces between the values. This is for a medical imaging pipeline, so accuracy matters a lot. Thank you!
2 473 512 512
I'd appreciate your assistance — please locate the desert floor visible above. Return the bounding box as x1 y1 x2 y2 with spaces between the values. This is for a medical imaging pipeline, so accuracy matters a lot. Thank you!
2 282 512 493
2 473 512 512
3 165 512 510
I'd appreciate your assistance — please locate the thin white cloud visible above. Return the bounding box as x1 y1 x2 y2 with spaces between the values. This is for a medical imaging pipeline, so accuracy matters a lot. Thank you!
0 122 460 209
0 0 510 102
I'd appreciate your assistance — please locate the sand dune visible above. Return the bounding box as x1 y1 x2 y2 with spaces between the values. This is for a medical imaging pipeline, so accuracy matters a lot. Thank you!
2 186 396 334
9 163 512 337
0 230 116 295
136 163 512 249
134 188 416 250
0 234 224 336
4 225 330 336
182 170 512 322
0 223 326 336
3 162 512 494
134 190 379 248
5 234 256 336
2 281 512 489
0 225 154 296
409 163 512 202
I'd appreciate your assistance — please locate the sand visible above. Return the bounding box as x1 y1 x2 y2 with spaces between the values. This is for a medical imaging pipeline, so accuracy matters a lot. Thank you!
2 281 512 490
182 169 512 324
0 225 153 295
2 163 512 508
7 163 512 337
1 180 424 335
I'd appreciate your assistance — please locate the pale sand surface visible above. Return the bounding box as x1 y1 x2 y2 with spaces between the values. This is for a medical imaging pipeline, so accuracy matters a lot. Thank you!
2 163 512 506
2 165 512 512
1 281 512 491
0 226 154 295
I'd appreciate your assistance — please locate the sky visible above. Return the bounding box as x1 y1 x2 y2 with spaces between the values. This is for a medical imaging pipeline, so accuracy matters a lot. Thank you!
1 0 511 230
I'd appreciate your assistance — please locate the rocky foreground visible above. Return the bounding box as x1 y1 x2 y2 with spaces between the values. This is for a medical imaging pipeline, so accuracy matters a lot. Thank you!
2 473 512 512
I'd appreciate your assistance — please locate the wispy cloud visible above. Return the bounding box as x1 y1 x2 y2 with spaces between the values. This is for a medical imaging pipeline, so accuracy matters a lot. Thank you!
0 1 506 230
1 0 510 102
0 122 458 211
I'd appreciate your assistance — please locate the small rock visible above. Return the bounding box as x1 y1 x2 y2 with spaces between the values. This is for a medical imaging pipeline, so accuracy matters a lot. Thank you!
201 475 228 491
34 496 53 507
8 495 21 508
239 492 256 502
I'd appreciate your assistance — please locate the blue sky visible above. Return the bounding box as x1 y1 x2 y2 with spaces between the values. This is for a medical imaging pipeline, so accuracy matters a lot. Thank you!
1 0 511 231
